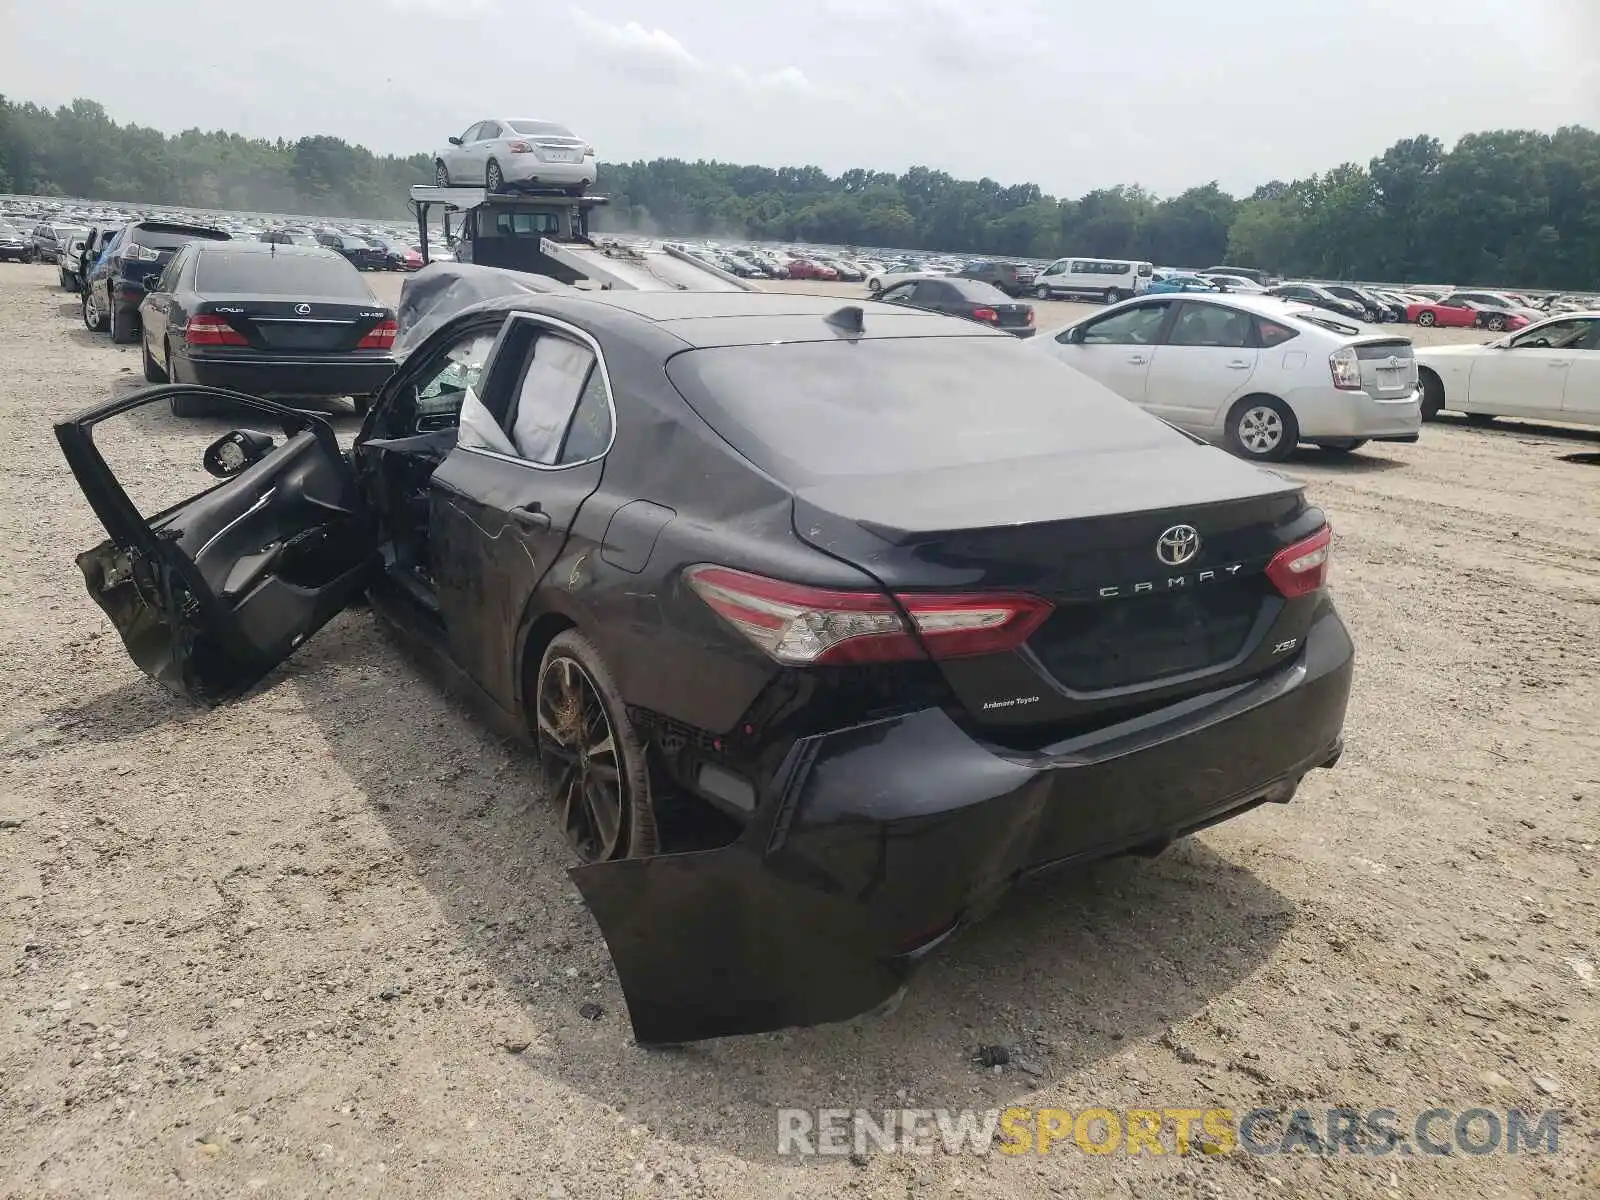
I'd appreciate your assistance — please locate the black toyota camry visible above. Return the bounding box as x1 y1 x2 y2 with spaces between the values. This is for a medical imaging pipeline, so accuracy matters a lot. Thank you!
56 265 1353 1045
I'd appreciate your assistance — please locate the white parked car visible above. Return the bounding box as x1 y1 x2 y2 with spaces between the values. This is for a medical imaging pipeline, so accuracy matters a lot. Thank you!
433 118 596 195
866 266 938 293
1414 312 1600 427
1036 293 1422 461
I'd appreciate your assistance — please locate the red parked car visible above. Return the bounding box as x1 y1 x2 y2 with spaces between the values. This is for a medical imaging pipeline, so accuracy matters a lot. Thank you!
785 258 838 281
1407 296 1530 332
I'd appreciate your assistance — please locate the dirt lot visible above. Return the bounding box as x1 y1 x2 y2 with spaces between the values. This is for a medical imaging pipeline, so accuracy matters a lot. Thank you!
2 262 1597 1199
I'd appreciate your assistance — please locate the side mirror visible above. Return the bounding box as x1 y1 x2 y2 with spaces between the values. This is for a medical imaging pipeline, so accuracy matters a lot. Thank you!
1061 326 1085 345
448 136 463 146
203 428 278 478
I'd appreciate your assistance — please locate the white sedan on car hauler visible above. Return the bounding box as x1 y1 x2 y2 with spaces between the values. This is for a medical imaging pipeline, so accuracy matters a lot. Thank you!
1414 311 1600 428
1035 293 1422 461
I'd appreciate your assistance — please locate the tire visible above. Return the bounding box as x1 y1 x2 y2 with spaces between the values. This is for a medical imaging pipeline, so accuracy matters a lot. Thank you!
1485 314 1507 331
1105 289 1126 304
1416 310 1437 326
434 160 450 187
534 630 658 864
110 304 137 345
867 278 882 293
351 395 371 417
1036 285 1051 300
1225 395 1299 462
58 268 70 290
81 288 108 332
1419 370 1444 420
140 337 167 383
486 159 504 193
1318 439 1368 454
168 393 212 418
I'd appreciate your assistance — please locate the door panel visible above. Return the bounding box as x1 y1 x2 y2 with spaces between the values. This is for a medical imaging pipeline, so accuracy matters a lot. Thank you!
429 448 603 710
1467 348 1569 417
1057 344 1156 403
55 386 376 703
1562 353 1600 420
1144 345 1258 428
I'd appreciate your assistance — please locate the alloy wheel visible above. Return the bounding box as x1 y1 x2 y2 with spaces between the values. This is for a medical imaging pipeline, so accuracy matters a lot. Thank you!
1237 405 1284 456
536 655 625 863
82 291 99 329
435 161 449 187
487 161 503 192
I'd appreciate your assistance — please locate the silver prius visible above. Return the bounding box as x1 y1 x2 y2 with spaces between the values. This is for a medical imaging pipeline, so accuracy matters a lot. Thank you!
1037 292 1422 461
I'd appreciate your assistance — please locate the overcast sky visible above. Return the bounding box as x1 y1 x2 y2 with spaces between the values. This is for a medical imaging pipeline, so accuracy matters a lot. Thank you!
4 0 1597 197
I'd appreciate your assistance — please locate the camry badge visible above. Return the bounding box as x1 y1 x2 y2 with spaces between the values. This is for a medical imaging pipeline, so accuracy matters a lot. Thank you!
1156 524 1201 567
294 303 312 315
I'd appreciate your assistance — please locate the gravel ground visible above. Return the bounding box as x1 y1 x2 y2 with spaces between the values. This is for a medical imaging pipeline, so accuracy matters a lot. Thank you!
2 262 1597 1199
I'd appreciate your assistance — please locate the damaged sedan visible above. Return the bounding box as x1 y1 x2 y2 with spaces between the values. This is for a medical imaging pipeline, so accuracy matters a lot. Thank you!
55 265 1354 1045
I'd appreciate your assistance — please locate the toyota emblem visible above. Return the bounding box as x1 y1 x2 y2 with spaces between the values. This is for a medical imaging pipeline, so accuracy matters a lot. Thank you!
1156 524 1201 567
294 303 312 315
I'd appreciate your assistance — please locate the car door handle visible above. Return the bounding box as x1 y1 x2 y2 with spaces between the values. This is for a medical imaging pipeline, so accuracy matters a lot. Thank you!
1226 360 1252 368
1548 360 1571 368
508 504 551 533
1127 355 1148 365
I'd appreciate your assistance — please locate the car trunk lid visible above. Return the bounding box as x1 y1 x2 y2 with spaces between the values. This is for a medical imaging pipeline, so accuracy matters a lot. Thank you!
793 443 1315 736
1353 337 1416 397
197 296 390 353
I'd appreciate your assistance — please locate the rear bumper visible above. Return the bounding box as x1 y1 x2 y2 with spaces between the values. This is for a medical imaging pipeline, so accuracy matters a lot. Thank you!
574 600 1354 1044
1284 384 1422 439
500 158 597 187
176 352 398 399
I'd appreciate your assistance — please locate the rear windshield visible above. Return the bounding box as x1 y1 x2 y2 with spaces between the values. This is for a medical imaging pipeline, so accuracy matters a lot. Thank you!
665 337 1176 485
132 226 226 252
195 250 368 296
945 278 1012 303
507 120 574 137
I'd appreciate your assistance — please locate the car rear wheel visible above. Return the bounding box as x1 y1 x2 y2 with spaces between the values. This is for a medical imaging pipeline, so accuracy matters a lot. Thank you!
1036 285 1051 300
535 630 659 865
867 278 882 293
1105 289 1126 304
81 289 108 332
486 159 504 193
110 304 137 345
1485 314 1507 331
434 160 449 187
141 337 167 383
1416 310 1436 326
1226 395 1298 462
1419 369 1444 420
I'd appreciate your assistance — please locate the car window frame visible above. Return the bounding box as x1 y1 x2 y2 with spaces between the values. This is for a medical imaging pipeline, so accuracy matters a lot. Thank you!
879 282 916 304
458 312 618 473
1510 317 1597 351
367 315 509 441
1072 299 1175 346
1163 300 1259 349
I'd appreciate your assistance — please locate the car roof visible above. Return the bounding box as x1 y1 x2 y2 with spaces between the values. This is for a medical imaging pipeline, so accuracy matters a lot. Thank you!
198 240 344 260
470 288 1011 349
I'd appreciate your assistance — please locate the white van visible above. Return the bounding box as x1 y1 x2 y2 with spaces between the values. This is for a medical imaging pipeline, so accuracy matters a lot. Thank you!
1033 257 1154 303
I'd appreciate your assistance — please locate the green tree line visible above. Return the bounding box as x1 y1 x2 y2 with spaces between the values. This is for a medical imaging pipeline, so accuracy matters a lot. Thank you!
3 96 1598 287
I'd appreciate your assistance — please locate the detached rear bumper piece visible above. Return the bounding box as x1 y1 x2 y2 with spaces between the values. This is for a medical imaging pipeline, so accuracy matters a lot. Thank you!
574 602 1354 1044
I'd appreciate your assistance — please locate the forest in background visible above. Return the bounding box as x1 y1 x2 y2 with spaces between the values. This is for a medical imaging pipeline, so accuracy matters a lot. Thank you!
4 96 1599 286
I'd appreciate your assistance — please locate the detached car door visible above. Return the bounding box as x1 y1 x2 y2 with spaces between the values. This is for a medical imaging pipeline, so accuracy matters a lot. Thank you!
54 388 378 703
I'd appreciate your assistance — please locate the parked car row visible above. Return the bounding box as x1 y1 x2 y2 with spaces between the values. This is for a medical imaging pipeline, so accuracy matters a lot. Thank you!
51 215 399 416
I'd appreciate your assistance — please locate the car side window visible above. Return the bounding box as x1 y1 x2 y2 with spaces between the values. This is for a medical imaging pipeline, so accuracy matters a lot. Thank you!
406 327 501 438
558 367 614 464
1168 303 1253 348
152 249 184 294
911 281 947 304
1256 318 1300 348
1079 302 1170 345
503 333 598 464
1512 319 1595 350
880 283 915 303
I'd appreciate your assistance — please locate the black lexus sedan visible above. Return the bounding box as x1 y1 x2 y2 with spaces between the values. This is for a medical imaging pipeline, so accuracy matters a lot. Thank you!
56 268 1353 1045
137 240 397 416
877 275 1037 336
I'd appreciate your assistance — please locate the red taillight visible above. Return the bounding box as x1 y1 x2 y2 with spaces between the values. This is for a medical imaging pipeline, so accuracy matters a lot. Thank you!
973 307 998 322
507 140 534 153
185 315 247 346
356 318 397 350
1025 308 1035 324
1265 525 1332 598
684 565 1052 665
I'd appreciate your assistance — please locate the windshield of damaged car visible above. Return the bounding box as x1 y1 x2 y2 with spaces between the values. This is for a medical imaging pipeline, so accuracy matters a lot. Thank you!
195 250 370 296
666 337 1176 484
